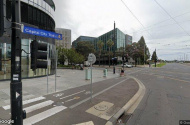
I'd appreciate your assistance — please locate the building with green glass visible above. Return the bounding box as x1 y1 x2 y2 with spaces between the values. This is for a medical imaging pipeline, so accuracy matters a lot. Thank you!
94 28 126 52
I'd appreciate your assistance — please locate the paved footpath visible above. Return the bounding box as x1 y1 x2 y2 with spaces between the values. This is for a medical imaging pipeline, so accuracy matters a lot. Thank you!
0 76 139 125
0 69 119 107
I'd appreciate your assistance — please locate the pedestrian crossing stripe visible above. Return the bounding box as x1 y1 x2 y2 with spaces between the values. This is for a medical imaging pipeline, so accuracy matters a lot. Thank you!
3 96 45 110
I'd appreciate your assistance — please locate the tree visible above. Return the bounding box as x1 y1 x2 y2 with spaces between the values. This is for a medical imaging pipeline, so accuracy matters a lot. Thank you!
57 46 67 65
97 40 104 66
76 41 95 60
57 47 84 65
137 36 150 64
151 49 157 67
106 39 114 67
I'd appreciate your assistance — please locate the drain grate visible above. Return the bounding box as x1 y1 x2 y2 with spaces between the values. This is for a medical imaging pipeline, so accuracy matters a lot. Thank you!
116 113 132 124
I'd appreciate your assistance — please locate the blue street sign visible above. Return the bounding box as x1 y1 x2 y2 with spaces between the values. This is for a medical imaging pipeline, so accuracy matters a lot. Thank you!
23 26 62 40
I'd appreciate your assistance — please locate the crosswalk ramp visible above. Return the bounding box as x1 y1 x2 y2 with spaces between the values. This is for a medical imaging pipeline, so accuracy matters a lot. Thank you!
1 96 67 125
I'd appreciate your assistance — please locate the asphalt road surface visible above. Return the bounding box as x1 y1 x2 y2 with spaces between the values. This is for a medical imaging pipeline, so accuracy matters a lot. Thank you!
0 74 138 125
127 63 190 125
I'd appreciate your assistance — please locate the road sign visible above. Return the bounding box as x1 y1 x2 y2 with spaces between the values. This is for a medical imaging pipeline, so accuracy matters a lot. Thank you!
23 26 62 40
88 53 96 64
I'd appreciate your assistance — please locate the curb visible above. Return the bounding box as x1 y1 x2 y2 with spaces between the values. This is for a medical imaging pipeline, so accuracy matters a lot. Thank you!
105 76 146 125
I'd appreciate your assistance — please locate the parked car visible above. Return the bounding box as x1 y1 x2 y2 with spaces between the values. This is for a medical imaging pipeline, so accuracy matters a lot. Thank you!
124 64 133 68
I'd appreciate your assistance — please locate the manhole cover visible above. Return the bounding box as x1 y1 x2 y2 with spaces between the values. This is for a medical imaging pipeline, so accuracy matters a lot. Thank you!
94 104 108 111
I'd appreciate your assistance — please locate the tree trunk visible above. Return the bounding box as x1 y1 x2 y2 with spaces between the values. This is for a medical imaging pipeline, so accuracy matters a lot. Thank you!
109 48 110 67
99 51 101 66
99 54 100 66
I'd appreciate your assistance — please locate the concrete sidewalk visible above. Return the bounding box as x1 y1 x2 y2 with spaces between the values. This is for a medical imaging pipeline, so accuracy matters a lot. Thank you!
0 68 119 107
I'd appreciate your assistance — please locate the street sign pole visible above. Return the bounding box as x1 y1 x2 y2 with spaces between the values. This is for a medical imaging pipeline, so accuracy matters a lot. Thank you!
47 43 49 94
88 53 96 103
90 62 92 102
55 50 58 92
10 0 23 124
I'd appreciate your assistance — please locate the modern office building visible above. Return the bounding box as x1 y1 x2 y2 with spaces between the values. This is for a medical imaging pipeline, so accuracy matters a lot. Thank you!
55 28 71 49
72 36 97 48
94 28 126 52
125 34 132 45
0 0 57 80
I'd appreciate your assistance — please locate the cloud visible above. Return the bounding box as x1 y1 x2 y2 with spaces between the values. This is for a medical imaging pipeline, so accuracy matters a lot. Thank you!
53 0 190 60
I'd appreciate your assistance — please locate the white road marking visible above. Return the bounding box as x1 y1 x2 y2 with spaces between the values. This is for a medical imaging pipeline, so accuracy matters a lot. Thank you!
60 90 85 100
53 93 64 97
3 96 45 110
23 106 67 125
70 79 128 109
4 94 35 104
24 100 54 113
74 121 94 125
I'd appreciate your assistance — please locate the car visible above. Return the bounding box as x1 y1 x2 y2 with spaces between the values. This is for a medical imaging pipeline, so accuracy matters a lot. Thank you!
123 64 133 68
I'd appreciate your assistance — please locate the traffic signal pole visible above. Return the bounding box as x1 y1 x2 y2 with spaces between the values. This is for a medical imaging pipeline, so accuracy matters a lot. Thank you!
11 0 24 124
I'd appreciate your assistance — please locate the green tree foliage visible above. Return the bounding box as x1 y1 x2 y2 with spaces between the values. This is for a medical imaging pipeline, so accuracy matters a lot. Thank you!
97 40 104 66
75 41 95 59
57 47 84 65
151 50 157 62
106 39 114 67
125 36 150 65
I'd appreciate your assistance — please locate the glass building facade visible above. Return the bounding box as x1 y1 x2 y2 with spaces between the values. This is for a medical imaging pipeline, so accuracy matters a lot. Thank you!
94 28 126 52
0 0 57 80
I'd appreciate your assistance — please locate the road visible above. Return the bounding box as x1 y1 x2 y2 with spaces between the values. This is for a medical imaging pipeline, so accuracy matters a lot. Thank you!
0 72 139 125
127 63 190 125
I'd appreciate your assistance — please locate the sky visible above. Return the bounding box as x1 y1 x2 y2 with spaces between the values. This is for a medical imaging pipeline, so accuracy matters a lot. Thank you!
53 0 190 60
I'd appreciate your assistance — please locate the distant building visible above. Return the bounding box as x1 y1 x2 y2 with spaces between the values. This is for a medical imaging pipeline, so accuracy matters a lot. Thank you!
125 34 132 45
72 36 97 48
55 28 71 49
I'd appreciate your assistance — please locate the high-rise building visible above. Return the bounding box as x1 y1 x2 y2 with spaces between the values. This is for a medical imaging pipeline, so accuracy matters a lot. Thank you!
94 28 126 52
55 28 71 49
0 0 57 80
125 34 132 45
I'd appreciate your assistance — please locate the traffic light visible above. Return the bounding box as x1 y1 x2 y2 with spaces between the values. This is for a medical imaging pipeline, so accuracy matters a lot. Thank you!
30 40 47 71
0 0 4 37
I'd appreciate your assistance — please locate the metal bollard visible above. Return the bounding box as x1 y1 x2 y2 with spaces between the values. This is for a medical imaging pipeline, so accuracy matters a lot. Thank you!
113 66 115 74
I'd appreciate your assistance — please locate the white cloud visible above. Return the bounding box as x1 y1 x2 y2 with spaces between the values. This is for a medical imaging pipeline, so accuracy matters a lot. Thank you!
53 0 190 60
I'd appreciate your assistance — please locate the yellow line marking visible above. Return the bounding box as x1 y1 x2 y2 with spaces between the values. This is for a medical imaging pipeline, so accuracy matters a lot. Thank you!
152 70 190 75
142 73 190 83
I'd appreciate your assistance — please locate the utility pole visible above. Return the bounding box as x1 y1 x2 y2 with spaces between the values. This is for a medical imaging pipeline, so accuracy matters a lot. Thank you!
113 21 115 58
144 44 145 67
11 0 24 124
155 49 157 67
122 40 125 71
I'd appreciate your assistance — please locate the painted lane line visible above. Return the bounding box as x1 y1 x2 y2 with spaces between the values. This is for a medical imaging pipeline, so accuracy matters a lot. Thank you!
23 106 67 125
24 100 54 113
3 96 45 110
60 90 85 100
53 93 64 97
143 73 190 83
65 97 80 103
70 78 128 109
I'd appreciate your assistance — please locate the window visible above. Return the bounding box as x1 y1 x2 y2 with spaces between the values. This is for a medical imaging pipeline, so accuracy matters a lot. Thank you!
28 6 33 24
33 8 37 25
21 2 28 23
